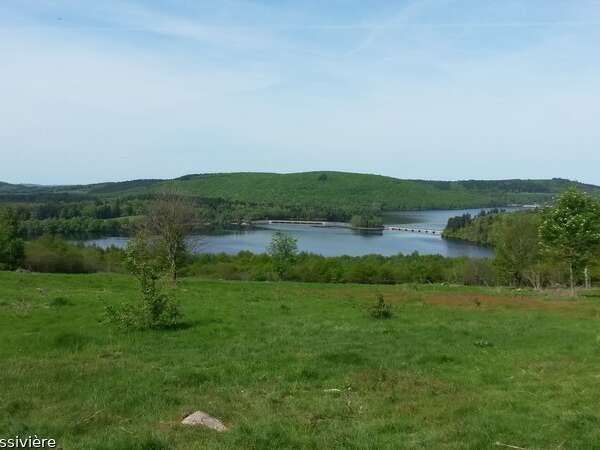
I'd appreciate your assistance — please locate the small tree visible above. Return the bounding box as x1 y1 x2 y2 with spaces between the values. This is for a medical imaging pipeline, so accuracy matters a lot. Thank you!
106 232 181 329
144 193 196 284
494 213 541 287
268 231 298 280
370 294 392 319
0 208 25 270
539 188 600 295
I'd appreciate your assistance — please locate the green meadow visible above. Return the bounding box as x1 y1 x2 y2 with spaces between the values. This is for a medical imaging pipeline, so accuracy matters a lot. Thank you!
2 272 600 449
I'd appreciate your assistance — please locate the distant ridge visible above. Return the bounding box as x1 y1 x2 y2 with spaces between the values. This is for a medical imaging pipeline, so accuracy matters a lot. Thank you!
2 172 599 211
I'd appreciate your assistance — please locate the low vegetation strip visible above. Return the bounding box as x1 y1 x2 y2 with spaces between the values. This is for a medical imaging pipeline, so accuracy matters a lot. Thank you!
2 272 600 449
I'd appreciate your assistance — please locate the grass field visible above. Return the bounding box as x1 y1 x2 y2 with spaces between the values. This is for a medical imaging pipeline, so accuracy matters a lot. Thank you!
2 272 600 449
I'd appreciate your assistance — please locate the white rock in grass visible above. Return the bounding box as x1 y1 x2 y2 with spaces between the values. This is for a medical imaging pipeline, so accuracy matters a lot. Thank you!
181 411 227 432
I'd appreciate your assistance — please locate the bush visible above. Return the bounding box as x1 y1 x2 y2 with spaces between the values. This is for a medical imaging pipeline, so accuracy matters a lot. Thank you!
370 294 393 319
48 296 72 307
105 233 181 330
105 291 180 330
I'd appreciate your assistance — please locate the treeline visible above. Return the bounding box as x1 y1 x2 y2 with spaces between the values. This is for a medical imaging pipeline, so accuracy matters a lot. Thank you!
24 236 124 273
443 191 600 290
19 216 138 238
443 208 506 246
3 198 145 238
457 178 577 193
2 194 376 238
182 251 497 285
9 198 143 220
203 201 363 225
443 208 546 287
5 229 600 289
15 236 595 288
10 236 498 285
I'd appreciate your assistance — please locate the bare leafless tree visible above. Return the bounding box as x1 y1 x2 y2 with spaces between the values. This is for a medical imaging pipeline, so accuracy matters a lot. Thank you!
144 192 196 284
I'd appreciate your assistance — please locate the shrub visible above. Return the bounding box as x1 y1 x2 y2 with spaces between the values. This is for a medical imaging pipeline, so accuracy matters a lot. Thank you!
48 296 72 307
369 294 393 319
105 233 181 330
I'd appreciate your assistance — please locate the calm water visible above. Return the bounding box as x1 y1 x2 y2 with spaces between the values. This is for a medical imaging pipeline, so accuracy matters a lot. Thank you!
81 208 515 258
381 207 521 230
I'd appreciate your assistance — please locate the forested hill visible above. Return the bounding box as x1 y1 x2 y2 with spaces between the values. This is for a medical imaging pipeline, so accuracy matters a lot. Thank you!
2 172 599 211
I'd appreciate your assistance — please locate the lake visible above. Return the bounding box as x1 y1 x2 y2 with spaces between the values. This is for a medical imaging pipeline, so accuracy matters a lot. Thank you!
82 208 516 258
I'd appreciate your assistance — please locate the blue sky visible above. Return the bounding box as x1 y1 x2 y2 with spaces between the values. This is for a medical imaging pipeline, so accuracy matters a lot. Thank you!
1 1 600 184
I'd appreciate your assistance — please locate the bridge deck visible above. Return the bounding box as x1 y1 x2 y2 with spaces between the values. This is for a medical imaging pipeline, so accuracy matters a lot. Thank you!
384 226 441 235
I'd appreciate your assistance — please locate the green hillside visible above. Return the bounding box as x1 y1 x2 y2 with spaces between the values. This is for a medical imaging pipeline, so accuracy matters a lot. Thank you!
3 172 600 211
0 182 38 194
157 172 486 209
152 172 600 210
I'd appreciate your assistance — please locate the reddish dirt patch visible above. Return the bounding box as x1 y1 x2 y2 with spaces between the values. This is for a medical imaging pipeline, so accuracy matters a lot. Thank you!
319 287 594 315
422 292 578 312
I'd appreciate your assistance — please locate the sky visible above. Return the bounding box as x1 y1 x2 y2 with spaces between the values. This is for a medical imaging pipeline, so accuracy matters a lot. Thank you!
1 0 600 185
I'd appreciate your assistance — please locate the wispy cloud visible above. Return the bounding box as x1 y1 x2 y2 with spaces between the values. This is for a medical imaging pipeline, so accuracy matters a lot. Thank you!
1 0 600 184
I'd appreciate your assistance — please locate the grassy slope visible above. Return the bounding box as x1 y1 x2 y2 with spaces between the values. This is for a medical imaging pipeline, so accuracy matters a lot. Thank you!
2 272 600 449
3 172 599 210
